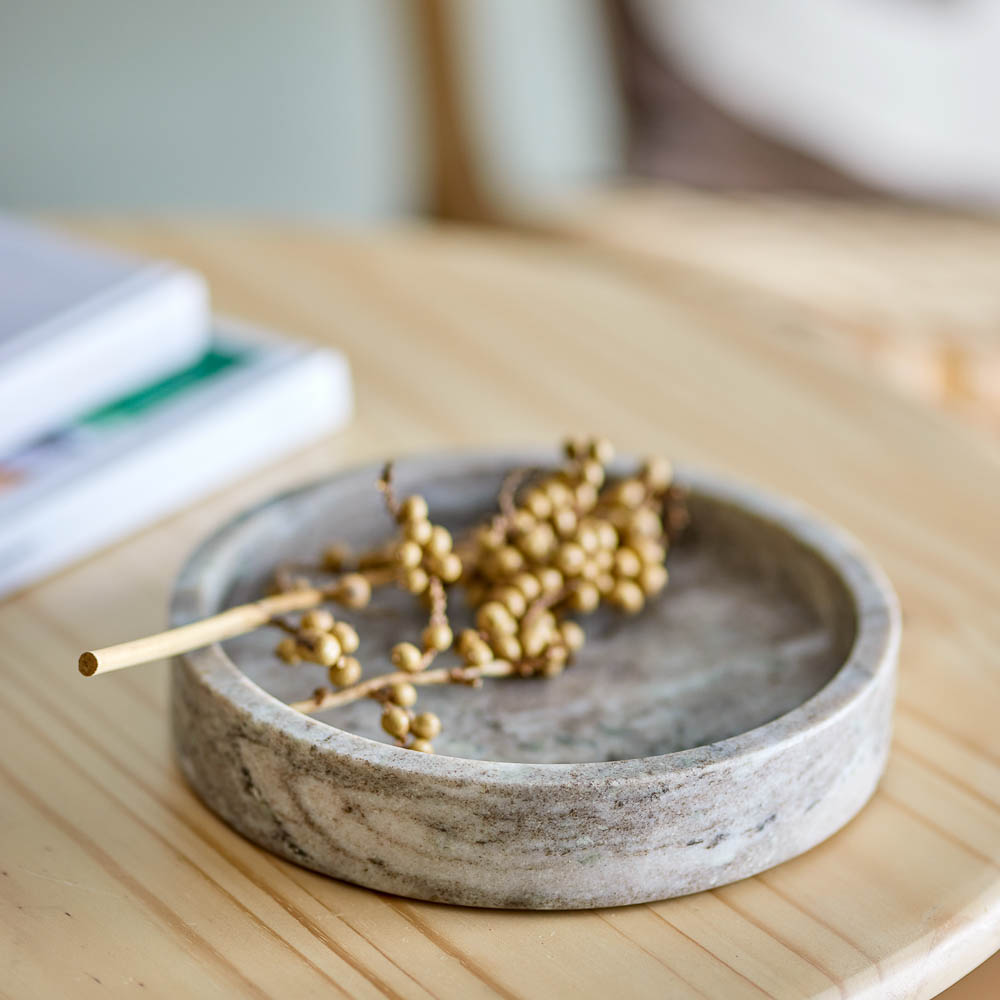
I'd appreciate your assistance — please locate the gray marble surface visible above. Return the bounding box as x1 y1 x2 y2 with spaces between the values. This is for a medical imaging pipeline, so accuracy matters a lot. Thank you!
170 451 899 908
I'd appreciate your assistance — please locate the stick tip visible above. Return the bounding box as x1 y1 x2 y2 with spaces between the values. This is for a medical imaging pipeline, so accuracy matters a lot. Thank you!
78 652 99 676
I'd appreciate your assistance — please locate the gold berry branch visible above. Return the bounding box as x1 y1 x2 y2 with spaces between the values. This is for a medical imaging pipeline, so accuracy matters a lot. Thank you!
78 438 688 756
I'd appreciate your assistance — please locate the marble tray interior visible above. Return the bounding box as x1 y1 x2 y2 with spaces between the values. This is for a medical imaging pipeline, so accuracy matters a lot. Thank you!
219 461 856 765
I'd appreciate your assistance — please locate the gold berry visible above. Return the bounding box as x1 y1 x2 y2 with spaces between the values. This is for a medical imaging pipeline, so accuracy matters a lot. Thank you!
552 508 578 538
536 567 564 595
476 524 504 550
331 621 360 654
494 585 527 618
611 579 645 614
403 566 430 595
545 479 572 507
596 521 618 550
395 540 423 569
628 508 662 538
513 572 542 601
411 711 442 740
398 495 429 523
576 523 599 554
422 622 453 652
614 547 642 579
493 545 525 577
381 705 410 739
641 456 672 491
511 509 536 535
542 644 568 674
520 622 549 658
490 633 522 662
310 633 343 666
462 635 494 666
523 489 552 520
556 542 586 577
436 552 463 583
559 620 585 652
613 479 646 509
336 573 372 608
300 608 335 632
391 642 424 673
427 525 453 559
476 601 515 635
321 543 349 571
570 581 600 613
457 629 479 657
406 518 433 545
329 656 362 686
580 459 605 488
276 637 300 664
574 482 598 511
633 537 666 566
519 523 556 562
589 437 615 464
389 681 418 707
640 564 669 595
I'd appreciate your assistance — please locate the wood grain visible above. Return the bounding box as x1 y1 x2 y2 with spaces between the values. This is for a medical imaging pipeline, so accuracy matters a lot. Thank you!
559 186 1000 438
2 217 999 998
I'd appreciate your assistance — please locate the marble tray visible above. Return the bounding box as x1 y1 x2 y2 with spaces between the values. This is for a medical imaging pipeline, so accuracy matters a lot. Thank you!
169 451 900 909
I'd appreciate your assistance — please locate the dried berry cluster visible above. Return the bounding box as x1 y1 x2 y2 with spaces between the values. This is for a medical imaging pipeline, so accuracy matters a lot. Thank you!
459 437 673 678
275 610 362 686
272 438 685 755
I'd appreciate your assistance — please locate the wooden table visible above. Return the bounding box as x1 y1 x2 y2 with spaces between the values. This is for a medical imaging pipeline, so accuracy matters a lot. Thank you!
3 218 1000 999
560 187 1000 439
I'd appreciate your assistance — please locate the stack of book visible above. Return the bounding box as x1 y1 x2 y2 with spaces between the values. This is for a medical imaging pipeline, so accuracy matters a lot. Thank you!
0 216 353 598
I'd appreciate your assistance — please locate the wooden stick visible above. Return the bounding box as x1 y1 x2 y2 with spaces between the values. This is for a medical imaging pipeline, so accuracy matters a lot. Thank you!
78 587 326 676
289 659 516 714
78 567 397 677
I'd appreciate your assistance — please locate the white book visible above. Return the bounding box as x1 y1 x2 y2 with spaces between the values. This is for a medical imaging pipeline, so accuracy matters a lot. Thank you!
0 319 352 598
0 215 209 455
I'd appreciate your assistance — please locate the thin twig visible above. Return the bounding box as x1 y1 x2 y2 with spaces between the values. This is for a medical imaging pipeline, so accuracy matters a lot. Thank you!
78 566 396 676
378 461 400 518
270 616 301 637
79 586 325 676
498 466 530 521
416 575 449 670
426 576 447 626
357 542 396 570
289 659 516 714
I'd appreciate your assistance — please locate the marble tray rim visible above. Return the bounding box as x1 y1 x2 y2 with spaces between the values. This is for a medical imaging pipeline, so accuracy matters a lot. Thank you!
170 449 900 781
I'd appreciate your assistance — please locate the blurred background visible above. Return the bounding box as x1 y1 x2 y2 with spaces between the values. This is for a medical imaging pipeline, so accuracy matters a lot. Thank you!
7 0 1000 215
4 0 1000 437
2 3 999 995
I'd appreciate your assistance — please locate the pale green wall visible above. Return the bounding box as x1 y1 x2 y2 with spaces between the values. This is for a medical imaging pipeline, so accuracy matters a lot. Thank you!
0 0 623 220
0 0 429 219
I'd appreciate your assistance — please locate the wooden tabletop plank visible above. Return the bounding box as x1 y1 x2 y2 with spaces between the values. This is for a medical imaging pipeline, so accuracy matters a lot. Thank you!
3 219 999 999
558 187 1000 436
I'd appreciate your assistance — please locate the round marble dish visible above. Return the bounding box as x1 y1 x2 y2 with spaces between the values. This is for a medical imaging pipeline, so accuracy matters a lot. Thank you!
169 452 900 909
